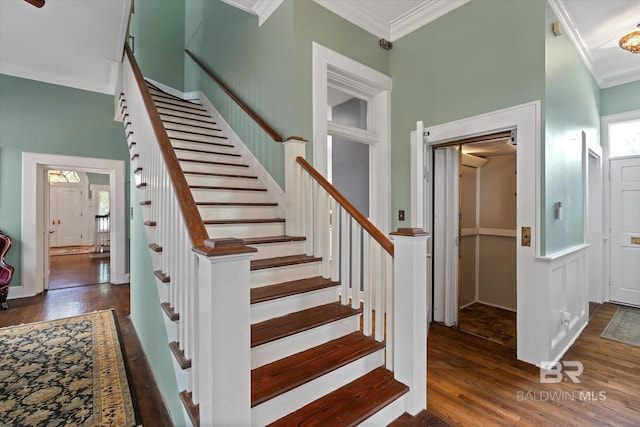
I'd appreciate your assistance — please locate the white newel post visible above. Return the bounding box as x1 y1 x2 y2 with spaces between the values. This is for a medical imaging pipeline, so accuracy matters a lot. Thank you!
283 138 307 237
193 239 257 426
391 228 430 415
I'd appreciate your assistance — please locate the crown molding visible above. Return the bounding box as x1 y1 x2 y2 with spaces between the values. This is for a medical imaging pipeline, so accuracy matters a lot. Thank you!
600 67 640 89
313 0 389 40
389 0 470 42
547 0 602 87
253 0 284 26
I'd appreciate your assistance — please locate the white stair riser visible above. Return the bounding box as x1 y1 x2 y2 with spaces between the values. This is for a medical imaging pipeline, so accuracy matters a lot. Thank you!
159 113 216 128
206 222 285 239
192 189 272 203
171 140 235 154
151 95 203 110
186 175 261 189
359 396 406 427
199 205 279 221
251 262 321 288
251 315 360 369
155 101 208 116
170 132 230 144
249 240 306 261
251 350 385 427
178 161 251 175
175 151 244 165
157 108 211 122
165 124 226 138
250 287 339 324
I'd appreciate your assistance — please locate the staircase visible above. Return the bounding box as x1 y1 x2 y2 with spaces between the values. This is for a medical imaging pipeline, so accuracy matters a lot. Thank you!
143 84 410 425
119 46 429 426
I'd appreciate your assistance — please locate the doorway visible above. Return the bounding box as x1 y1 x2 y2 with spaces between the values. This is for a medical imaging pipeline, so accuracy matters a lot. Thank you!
456 137 517 348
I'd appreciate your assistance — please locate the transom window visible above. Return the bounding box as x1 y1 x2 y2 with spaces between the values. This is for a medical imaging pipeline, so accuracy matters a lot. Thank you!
609 120 640 158
48 170 80 184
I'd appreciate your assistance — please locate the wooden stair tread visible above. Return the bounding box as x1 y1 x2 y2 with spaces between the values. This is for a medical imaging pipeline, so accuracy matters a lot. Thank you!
245 235 305 245
166 128 225 139
204 218 284 225
173 147 240 157
190 185 266 191
154 100 208 114
185 170 256 179
161 302 179 321
389 410 452 426
162 119 219 131
169 341 192 370
252 332 385 406
197 202 277 207
267 367 408 427
159 111 216 125
251 302 361 347
178 158 246 167
251 254 320 271
179 391 200 427
251 276 337 304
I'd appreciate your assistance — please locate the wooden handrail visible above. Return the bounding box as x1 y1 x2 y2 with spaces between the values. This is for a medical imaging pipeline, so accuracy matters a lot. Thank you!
184 49 305 144
296 157 394 257
125 44 209 248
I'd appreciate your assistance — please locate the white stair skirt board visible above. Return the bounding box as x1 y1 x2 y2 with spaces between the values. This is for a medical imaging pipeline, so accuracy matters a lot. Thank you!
205 222 285 239
250 286 340 323
185 175 261 189
359 394 406 426
247 240 305 261
198 205 280 221
251 350 385 426
251 315 361 369
171 140 235 154
177 161 251 175
251 262 322 288
174 151 244 165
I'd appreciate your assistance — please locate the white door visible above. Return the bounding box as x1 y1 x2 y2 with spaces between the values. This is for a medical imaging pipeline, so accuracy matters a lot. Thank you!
610 156 640 306
50 185 84 247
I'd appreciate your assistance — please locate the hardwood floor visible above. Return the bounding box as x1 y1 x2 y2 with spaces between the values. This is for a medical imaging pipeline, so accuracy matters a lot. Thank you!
0 283 173 427
49 253 110 290
428 303 640 426
458 302 517 348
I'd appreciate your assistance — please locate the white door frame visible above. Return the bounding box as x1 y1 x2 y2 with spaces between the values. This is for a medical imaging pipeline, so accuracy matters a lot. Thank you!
419 101 540 362
19 152 127 298
583 132 604 303
601 109 640 302
312 42 392 232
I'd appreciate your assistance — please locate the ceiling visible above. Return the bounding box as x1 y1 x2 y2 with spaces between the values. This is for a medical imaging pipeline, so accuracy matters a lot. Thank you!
0 0 131 94
0 0 637 94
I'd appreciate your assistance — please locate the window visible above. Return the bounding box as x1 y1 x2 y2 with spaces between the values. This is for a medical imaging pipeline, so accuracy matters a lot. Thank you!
48 170 80 183
97 191 110 216
609 120 640 157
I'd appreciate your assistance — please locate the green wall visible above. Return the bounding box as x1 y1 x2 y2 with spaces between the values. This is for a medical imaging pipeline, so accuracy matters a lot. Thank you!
0 74 129 288
601 81 640 116
543 4 600 254
129 181 185 426
129 0 186 92
390 0 546 230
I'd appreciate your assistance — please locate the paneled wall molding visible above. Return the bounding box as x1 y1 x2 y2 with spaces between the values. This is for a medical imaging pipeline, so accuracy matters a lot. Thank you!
537 242 589 262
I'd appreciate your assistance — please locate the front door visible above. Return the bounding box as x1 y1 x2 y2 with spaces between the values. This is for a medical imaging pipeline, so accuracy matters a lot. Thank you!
610 156 640 306
50 185 84 247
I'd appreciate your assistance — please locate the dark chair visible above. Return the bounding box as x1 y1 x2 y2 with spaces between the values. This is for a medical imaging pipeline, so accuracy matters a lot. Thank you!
0 231 14 310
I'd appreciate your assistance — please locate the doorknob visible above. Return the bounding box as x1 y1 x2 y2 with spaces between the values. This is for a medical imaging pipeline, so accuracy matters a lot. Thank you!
57 219 61 224
49 231 55 234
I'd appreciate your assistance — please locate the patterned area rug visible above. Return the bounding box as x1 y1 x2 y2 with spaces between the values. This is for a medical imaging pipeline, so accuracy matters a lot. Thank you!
0 311 140 426
601 306 640 347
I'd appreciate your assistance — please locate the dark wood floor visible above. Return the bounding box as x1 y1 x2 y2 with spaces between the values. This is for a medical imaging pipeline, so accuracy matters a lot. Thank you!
428 302 640 426
458 302 517 348
49 253 110 290
0 283 173 427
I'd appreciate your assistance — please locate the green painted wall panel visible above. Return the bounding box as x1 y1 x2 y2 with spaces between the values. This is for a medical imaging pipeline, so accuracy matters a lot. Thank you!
129 0 186 91
129 182 186 426
389 0 546 229
601 81 640 116
0 74 129 288
543 4 600 254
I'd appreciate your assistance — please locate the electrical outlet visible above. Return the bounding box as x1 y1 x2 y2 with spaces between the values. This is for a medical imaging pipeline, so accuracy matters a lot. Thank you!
398 210 405 221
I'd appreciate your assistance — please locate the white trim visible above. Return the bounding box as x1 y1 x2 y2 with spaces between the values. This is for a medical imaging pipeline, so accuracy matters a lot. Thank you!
477 300 517 313
313 0 388 41
18 153 127 299
253 0 285 26
312 42 392 233
537 243 590 261
600 109 640 302
327 122 379 145
197 92 287 211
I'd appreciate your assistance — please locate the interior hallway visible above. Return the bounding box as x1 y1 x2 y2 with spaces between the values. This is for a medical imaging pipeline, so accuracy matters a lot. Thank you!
49 253 110 290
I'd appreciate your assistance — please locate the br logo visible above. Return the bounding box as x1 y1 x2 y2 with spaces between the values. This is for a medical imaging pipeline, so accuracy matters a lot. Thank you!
540 361 583 384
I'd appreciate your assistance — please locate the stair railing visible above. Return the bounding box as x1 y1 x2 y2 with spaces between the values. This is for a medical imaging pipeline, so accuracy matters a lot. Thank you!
293 155 430 415
121 45 257 426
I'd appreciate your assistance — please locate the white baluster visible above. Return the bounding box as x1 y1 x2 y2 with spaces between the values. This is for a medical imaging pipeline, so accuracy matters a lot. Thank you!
351 219 361 310
340 208 350 305
362 234 372 336
330 200 340 282
320 189 330 277
375 245 384 342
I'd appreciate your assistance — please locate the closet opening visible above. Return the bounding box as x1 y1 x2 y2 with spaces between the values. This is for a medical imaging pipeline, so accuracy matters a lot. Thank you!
433 131 517 348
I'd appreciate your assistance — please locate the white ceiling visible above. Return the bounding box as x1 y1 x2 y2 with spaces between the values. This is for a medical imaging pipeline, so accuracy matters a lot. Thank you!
0 0 637 95
0 0 131 94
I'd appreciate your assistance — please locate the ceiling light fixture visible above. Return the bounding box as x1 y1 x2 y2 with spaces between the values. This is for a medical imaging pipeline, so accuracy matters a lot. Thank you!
619 24 640 54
